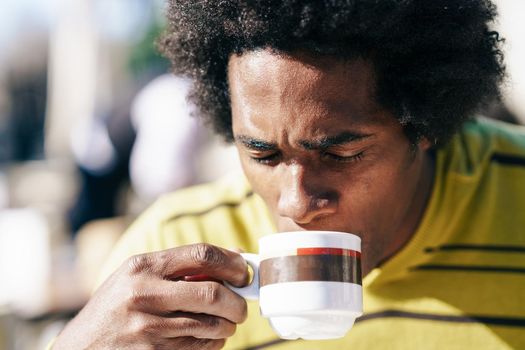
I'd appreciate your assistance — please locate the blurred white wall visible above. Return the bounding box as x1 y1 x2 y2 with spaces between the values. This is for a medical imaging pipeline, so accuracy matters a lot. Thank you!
497 0 525 122
0 209 51 316
45 0 98 159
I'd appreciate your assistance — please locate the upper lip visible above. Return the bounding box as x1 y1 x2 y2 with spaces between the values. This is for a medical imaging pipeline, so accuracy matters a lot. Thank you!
278 216 343 232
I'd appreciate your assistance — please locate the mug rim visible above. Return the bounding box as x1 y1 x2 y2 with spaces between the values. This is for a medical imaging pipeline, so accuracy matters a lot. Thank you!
259 230 361 246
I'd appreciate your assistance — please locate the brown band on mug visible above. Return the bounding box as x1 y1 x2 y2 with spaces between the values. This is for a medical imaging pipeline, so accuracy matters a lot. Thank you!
260 255 362 286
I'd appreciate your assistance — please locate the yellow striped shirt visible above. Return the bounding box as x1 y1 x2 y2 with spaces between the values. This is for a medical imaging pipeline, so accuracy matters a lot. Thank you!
99 117 525 349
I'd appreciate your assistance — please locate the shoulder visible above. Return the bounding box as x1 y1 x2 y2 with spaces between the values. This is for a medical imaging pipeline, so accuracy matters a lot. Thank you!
121 171 263 252
430 117 525 244
151 170 254 221
96 172 272 286
441 117 525 176
463 117 525 152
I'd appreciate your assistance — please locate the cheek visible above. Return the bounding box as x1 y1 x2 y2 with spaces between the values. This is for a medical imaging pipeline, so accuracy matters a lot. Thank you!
239 156 277 202
338 160 415 227
336 173 382 227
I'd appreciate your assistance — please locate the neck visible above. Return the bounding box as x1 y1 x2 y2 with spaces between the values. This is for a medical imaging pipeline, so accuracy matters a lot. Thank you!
372 150 436 274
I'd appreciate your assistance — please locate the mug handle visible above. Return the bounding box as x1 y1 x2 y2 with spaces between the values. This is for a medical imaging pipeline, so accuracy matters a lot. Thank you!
226 253 260 300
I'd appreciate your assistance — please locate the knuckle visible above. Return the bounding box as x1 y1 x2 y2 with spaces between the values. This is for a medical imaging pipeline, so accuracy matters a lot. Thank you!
204 315 221 329
139 320 157 335
157 250 176 273
179 315 234 339
127 287 153 309
202 317 235 339
130 317 169 340
128 315 152 337
127 254 154 275
145 321 169 336
177 317 201 332
190 243 224 268
198 282 221 305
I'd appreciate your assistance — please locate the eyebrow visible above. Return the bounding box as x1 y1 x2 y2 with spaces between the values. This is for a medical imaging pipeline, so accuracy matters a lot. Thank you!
300 131 372 150
235 135 278 151
235 131 371 151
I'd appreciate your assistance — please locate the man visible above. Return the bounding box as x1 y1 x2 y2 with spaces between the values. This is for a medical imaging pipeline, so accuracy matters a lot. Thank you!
52 1 525 349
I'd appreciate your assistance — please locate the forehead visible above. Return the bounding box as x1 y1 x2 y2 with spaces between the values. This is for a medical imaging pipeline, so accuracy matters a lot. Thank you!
227 49 395 138
227 50 379 113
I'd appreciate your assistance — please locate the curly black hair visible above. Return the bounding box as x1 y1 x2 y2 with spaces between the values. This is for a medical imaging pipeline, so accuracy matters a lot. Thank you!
159 0 505 146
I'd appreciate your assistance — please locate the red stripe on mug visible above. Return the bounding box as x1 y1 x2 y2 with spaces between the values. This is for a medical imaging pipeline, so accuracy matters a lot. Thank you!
296 247 361 258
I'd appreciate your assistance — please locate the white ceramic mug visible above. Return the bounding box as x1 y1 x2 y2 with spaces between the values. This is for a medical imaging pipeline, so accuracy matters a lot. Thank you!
229 231 362 340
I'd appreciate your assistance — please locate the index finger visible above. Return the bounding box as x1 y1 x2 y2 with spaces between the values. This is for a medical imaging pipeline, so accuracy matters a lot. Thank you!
130 244 249 287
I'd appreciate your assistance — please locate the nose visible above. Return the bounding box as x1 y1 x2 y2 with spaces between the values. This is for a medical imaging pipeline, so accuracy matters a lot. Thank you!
277 163 338 225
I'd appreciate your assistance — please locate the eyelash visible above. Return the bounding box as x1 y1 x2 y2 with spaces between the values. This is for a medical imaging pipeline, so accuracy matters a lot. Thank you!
250 153 279 165
322 152 364 163
250 151 365 164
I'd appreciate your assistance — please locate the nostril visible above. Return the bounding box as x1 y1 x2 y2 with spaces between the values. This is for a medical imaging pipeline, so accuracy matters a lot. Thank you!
277 165 339 223
312 198 331 209
278 194 338 224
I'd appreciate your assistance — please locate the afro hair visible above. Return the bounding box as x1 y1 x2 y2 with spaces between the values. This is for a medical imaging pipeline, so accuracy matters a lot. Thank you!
160 0 505 146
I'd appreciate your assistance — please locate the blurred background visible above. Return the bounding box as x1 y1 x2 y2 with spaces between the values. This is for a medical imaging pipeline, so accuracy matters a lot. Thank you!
0 0 242 348
0 0 523 349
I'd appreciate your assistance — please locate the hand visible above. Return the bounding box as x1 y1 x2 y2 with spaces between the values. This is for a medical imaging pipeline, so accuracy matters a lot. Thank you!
53 244 249 349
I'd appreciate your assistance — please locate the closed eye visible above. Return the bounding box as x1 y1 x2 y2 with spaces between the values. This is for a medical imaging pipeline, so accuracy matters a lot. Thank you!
250 152 281 165
249 151 364 165
321 151 364 163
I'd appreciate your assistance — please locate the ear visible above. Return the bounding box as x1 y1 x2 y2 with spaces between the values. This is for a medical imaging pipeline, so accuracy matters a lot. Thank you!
418 137 433 151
